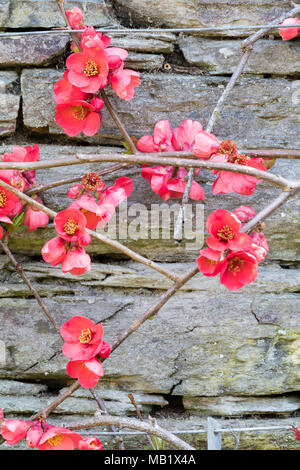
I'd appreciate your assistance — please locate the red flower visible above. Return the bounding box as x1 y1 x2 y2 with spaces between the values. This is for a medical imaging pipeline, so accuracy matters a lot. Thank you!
54 71 89 105
1 144 40 186
164 168 205 202
0 185 20 217
141 165 174 198
26 421 43 449
66 358 104 388
66 7 85 30
61 246 91 276
137 120 174 153
233 205 256 223
220 251 258 291
41 237 67 267
105 47 128 69
38 424 82 451
249 232 269 262
292 426 300 441
78 436 103 450
24 197 49 231
61 315 104 361
98 341 111 359
54 208 88 243
172 119 203 151
192 131 220 158
211 154 266 195
66 46 109 93
70 194 104 230
196 248 224 276
1 419 30 445
110 64 140 101
81 26 111 50
279 18 300 40
55 99 102 137
206 209 252 252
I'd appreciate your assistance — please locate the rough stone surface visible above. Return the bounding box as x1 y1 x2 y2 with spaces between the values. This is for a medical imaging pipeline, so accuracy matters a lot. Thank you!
183 395 300 416
0 34 69 67
0 261 299 398
179 38 300 75
0 72 20 136
0 1 111 28
21 70 300 149
113 0 292 37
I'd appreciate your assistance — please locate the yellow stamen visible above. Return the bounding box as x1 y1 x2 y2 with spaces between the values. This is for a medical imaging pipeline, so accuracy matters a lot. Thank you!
47 433 64 447
84 59 99 77
0 189 7 208
78 327 92 344
64 219 79 235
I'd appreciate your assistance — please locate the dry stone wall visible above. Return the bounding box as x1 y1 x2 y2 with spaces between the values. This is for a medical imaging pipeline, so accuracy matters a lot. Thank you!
0 0 299 449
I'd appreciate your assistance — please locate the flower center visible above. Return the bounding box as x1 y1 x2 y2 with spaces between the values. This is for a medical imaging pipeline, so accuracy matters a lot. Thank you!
71 105 89 121
78 327 92 344
64 219 79 235
228 257 244 273
217 225 234 242
219 140 237 156
82 172 104 191
0 190 7 208
228 154 249 166
84 59 99 77
47 433 64 447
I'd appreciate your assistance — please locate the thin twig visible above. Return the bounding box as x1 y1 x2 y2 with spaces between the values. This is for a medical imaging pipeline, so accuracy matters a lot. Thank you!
0 241 61 335
128 393 155 448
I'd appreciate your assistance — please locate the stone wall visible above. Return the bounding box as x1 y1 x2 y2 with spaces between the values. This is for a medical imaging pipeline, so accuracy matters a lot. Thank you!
0 0 299 450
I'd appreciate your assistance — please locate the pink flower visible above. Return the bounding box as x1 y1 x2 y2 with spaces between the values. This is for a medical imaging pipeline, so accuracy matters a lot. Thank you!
110 64 140 101
38 424 82 451
81 26 111 50
54 208 88 243
66 7 85 30
78 436 103 450
196 248 224 276
54 71 89 104
172 119 203 151
61 247 91 276
249 232 269 262
141 165 174 197
206 209 252 252
105 47 128 69
98 341 111 359
220 251 258 291
164 168 205 202
66 46 109 93
137 120 174 153
55 99 102 137
279 18 300 40
292 425 300 441
26 421 43 449
70 194 104 230
0 185 20 217
211 154 266 196
42 237 67 267
233 205 256 223
24 197 49 231
193 131 220 158
68 184 83 199
60 315 104 361
66 358 104 388
1 145 40 186
1 419 30 445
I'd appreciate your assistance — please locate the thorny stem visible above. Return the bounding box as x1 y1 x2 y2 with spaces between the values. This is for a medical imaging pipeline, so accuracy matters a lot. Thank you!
173 4 300 240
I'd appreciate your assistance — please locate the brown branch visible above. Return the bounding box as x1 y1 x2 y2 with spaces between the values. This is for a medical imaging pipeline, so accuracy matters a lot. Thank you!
67 415 195 450
174 3 300 240
128 393 155 448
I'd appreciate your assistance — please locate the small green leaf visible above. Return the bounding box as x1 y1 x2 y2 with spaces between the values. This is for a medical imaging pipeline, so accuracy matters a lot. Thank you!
12 211 25 227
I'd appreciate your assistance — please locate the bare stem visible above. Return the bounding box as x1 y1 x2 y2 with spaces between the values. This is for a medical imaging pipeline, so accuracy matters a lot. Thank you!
0 241 61 334
68 415 195 450
128 393 155 448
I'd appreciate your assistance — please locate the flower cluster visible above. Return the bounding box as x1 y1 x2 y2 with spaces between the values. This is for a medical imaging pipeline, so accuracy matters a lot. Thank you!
137 119 206 201
41 173 133 276
137 120 266 201
0 415 102 450
54 8 140 137
61 315 111 388
279 18 300 40
197 207 269 291
0 145 49 240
